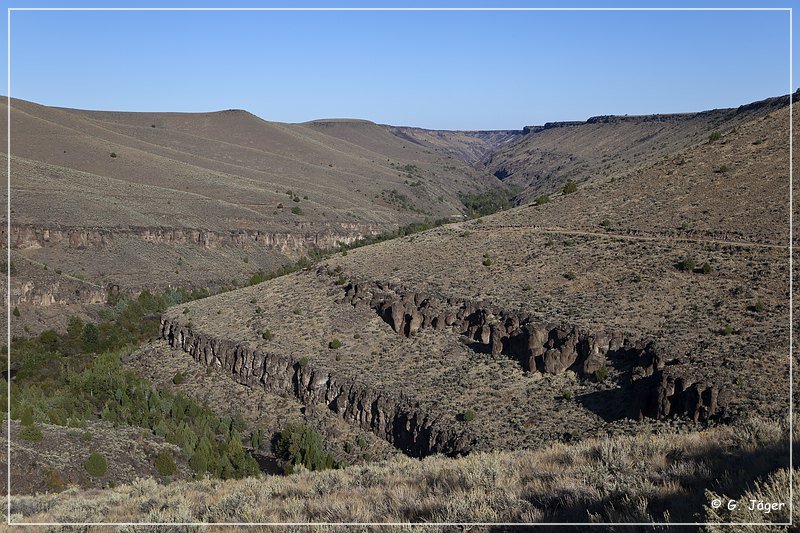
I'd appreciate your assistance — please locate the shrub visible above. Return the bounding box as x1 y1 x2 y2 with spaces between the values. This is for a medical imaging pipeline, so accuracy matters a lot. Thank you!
564 271 576 281
534 195 550 205
701 262 712 274
291 207 303 215
172 372 185 385
155 449 177 477
594 364 610 382
12 306 19 317
110 152 118 158
462 410 476 422
720 325 734 336
20 406 34 426
19 424 43 442
562 180 578 194
562 390 573 401
335 275 346 286
298 357 309 368
482 258 493 267
262 329 273 341
708 132 722 142
84 452 108 477
676 255 696 272
292 196 300 202
274 423 340 472
751 300 765 313
329 339 342 350
715 165 729 173
600 218 611 228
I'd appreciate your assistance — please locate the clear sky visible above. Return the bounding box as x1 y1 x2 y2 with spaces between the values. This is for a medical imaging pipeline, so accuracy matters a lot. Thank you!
1 0 795 130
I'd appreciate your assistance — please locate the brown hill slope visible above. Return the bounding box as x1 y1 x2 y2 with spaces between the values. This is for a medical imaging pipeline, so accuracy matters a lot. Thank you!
155 99 791 462
3 98 505 329
485 91 795 203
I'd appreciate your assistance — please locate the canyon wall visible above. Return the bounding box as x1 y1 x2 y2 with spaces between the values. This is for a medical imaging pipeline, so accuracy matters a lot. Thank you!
9 223 378 257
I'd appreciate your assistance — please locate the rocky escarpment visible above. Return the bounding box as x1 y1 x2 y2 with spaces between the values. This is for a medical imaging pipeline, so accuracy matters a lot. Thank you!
9 223 378 257
328 267 731 424
159 318 474 458
12 279 106 307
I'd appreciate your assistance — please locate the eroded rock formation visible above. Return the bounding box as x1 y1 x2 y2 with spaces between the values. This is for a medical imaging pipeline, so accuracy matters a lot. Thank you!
326 266 730 424
10 223 377 257
159 318 473 458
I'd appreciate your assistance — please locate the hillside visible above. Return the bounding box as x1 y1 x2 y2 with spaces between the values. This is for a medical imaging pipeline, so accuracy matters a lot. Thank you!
3 98 508 333
149 99 792 475
484 91 796 204
4 91 794 527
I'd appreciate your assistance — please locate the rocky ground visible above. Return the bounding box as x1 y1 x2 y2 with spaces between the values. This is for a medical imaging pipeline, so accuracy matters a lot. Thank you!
154 100 792 463
1 420 191 496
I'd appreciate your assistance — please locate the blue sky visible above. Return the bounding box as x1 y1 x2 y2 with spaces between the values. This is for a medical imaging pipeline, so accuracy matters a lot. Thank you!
1 1 796 130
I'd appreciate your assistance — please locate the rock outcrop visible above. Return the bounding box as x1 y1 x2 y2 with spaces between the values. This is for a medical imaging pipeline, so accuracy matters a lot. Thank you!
159 318 473 458
327 266 730 424
9 223 377 258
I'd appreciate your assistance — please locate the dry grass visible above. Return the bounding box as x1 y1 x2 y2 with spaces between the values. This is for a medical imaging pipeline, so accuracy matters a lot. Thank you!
7 417 791 528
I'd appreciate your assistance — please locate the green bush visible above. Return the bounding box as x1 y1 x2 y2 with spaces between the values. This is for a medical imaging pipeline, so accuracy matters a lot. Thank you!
19 424 43 442
291 207 303 215
708 131 722 142
172 372 186 385
459 188 519 218
262 329 273 341
462 410 476 422
84 452 108 477
594 364 610 382
329 339 342 350
534 195 550 205
155 449 177 477
20 406 34 426
562 180 578 194
701 262 712 274
298 357 309 368
564 271 576 281
12 307 19 318
274 423 342 473
676 256 696 272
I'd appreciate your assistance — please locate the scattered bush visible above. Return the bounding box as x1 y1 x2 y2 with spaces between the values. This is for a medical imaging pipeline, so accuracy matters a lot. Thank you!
534 195 550 205
594 364 609 382
676 255 696 272
329 339 342 350
461 410 476 423
562 390 574 401
19 424 43 442
172 372 186 385
155 449 176 477
563 271 576 281
562 180 578 194
110 152 118 158
459 188 519 218
715 165 729 174
291 207 303 215
84 452 108 477
298 357 309 368
701 262 712 274
262 329 273 341
274 423 343 473
12 306 20 317
708 132 722 142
